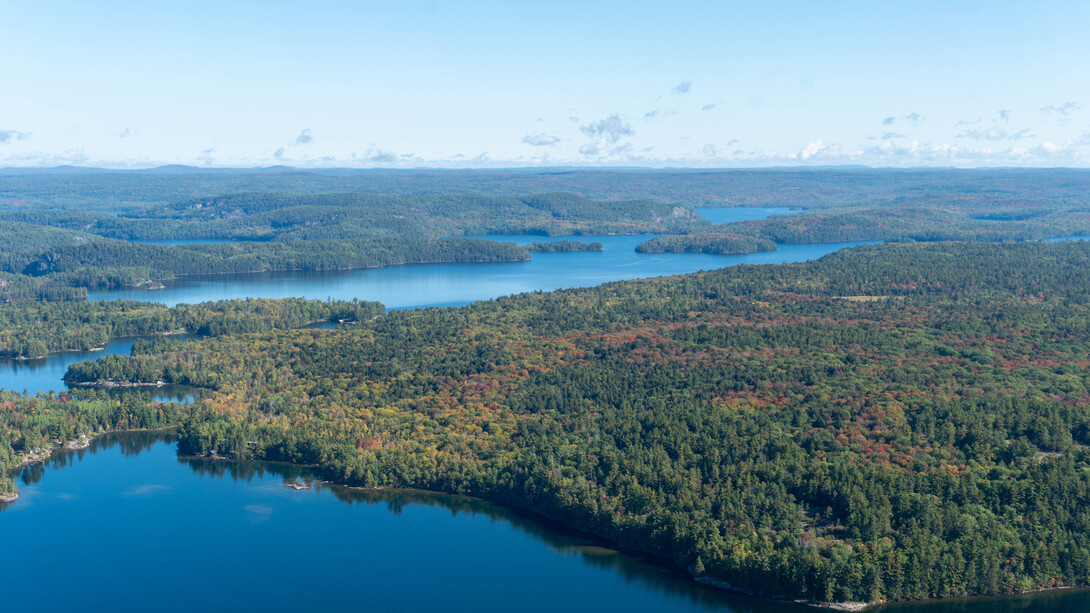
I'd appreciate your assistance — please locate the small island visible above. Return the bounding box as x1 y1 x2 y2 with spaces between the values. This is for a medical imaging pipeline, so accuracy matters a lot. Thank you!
526 240 604 253
635 233 778 255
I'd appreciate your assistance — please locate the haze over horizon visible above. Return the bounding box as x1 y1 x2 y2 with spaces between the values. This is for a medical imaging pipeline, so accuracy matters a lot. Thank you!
2 1 1088 169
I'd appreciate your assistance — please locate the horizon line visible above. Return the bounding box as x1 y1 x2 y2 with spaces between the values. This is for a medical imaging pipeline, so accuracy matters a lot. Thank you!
3 164 1090 174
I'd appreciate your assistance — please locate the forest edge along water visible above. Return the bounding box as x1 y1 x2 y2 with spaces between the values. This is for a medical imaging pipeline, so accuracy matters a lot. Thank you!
2 207 845 394
6 207 1090 606
5 431 1090 613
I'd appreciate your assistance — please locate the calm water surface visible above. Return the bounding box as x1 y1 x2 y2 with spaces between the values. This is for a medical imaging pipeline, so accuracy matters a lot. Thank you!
87 237 870 307
0 335 200 398
3 433 1086 613
6 237 865 394
5 203 862 393
694 206 798 224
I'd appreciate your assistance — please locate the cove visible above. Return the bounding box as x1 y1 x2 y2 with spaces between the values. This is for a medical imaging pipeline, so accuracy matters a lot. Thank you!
4 432 1088 613
0 334 201 399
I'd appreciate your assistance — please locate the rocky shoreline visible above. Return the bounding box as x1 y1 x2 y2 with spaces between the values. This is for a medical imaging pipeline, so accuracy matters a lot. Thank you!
3 427 176 508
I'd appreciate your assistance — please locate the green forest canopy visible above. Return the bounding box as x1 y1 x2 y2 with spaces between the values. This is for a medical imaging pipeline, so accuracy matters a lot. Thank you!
58 240 1090 605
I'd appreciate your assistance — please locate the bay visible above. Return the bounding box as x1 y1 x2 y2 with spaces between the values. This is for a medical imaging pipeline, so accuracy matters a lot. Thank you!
3 433 1086 613
85 237 870 308
0 335 200 399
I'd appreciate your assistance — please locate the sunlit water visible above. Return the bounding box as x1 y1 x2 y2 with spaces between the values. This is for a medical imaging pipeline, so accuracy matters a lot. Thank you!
3 433 1086 613
86 236 869 308
8 205 1089 395
5 207 1090 610
0 335 200 398
2 207 873 393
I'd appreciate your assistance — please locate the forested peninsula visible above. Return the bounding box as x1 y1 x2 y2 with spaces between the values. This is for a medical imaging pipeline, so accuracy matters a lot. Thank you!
59 240 1090 607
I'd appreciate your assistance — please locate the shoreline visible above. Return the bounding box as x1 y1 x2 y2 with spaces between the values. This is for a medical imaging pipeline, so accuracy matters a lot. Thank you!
114 253 534 288
301 472 1089 611
4 426 179 506
7 431 1088 610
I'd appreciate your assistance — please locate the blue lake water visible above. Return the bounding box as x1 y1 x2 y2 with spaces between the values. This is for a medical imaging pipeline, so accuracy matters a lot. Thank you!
0 236 861 394
1046 235 1090 242
86 236 871 308
694 206 798 224
10 206 854 393
0 335 200 398
4 432 1087 613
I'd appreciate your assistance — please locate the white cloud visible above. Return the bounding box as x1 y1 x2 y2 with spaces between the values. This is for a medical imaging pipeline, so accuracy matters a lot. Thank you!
1040 101 1080 116
521 133 559 146
956 126 1035 141
294 129 313 145
580 115 634 143
359 147 397 163
672 81 692 94
0 129 32 144
798 140 828 160
579 114 634 156
579 138 608 156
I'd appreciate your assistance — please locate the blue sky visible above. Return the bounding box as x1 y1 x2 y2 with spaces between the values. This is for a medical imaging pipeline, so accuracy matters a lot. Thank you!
1 0 1088 168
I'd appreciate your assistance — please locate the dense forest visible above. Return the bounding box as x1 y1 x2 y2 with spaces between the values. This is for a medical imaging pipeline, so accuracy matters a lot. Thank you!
60 240 1090 606
0 189 706 297
0 191 704 243
2 167 1089 211
0 298 382 358
21 237 529 289
7 168 1090 606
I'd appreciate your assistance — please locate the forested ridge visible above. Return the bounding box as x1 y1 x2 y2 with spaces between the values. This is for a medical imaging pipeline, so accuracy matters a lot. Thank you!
21 237 529 289
0 190 703 297
0 298 382 358
61 240 1090 606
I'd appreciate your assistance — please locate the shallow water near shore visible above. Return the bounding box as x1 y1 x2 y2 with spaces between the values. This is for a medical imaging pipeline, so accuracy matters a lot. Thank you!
3 432 1088 613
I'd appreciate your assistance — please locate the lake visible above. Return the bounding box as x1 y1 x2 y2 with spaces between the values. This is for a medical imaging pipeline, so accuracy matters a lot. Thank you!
5 237 868 394
86 236 870 308
0 335 200 399
694 206 799 224
0 206 873 393
3 432 1086 613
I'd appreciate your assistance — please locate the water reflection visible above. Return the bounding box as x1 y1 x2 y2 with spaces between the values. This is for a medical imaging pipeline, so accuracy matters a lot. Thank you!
0 334 198 396
1 430 176 513
2 429 1090 610
172 455 1090 613
175 454 805 612
20 430 175 487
